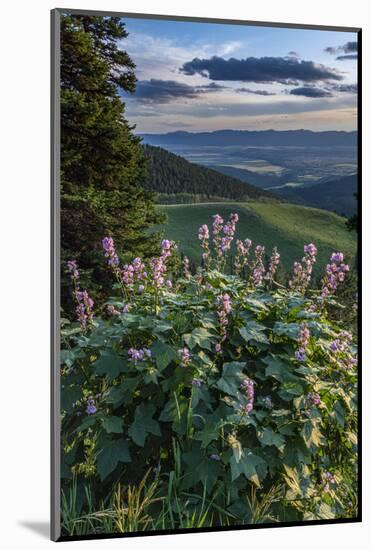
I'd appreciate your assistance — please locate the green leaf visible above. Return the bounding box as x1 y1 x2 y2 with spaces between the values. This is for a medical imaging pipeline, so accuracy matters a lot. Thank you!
194 422 220 448
216 361 246 396
94 351 128 379
102 416 123 434
128 403 161 446
106 377 140 408
182 443 221 491
61 385 82 412
263 355 300 384
272 322 300 339
301 421 324 450
151 341 178 371
96 439 131 480
229 450 265 486
239 321 269 344
258 427 286 451
184 327 215 351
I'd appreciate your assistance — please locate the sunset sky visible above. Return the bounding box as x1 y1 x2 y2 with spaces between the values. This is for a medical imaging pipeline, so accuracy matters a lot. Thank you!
119 17 358 133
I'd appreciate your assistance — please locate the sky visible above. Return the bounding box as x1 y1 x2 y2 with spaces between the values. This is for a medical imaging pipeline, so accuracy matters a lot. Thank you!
119 17 358 133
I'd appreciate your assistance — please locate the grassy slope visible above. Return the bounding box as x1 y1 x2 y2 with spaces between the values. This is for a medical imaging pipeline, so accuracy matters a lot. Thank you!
155 201 357 274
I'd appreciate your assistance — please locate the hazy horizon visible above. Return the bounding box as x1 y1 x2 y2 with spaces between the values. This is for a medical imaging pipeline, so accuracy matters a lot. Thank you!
138 127 357 135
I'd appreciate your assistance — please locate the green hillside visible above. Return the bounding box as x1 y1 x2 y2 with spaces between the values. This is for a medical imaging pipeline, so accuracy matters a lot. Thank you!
155 201 357 274
274 174 357 217
141 145 278 203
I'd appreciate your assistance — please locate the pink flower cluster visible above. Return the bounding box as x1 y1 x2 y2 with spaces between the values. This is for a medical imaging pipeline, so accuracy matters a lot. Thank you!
106 304 119 316
122 256 147 286
212 214 224 260
295 323 310 362
198 224 211 266
307 392 321 406
67 260 79 281
328 330 357 371
128 347 151 363
216 293 232 351
102 236 119 267
320 252 350 299
241 378 255 413
67 259 94 330
150 239 176 289
178 347 192 367
265 247 281 282
322 471 336 493
220 213 239 253
234 238 252 275
289 243 317 293
250 245 266 286
75 290 94 330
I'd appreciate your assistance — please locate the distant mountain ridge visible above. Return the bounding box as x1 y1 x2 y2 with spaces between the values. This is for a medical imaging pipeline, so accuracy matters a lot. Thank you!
140 145 278 203
140 129 357 147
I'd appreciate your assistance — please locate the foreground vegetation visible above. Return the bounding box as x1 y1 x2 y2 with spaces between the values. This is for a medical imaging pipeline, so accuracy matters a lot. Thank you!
61 213 358 536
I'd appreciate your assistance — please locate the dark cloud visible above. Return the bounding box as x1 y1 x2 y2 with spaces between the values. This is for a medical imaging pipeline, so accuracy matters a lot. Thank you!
336 54 358 61
328 83 357 93
132 79 225 103
180 56 342 84
325 41 357 57
236 87 276 96
289 87 333 98
288 51 300 57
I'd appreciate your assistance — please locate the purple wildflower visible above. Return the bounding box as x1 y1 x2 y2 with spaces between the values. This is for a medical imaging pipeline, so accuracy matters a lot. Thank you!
320 251 349 300
249 245 266 286
295 348 306 362
191 378 202 387
241 377 255 413
307 392 321 406
210 454 221 461
75 290 94 330
216 293 232 350
265 247 281 283
234 238 252 275
102 236 119 267
67 259 79 281
289 243 318 293
198 224 211 268
178 347 192 367
86 397 97 415
106 304 119 316
128 347 151 363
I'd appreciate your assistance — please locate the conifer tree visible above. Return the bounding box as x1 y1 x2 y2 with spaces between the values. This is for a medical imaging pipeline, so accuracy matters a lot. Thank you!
60 14 163 279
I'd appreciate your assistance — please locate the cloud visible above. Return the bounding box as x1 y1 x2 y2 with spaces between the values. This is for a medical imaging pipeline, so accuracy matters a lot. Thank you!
325 41 357 58
236 87 276 96
180 56 342 84
328 83 357 93
130 79 225 103
288 51 300 58
336 54 358 61
289 87 333 98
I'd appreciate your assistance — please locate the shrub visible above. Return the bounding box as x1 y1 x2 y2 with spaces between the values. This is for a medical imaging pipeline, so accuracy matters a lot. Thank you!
60 213 358 534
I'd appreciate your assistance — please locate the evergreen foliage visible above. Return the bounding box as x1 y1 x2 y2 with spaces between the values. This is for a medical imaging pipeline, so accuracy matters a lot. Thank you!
60 15 164 283
141 145 277 203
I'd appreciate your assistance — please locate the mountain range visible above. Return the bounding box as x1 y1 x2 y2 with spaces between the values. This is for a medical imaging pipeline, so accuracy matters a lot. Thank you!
140 129 357 147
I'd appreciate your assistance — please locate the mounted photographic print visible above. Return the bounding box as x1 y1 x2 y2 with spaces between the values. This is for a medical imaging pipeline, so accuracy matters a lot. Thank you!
51 8 361 541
